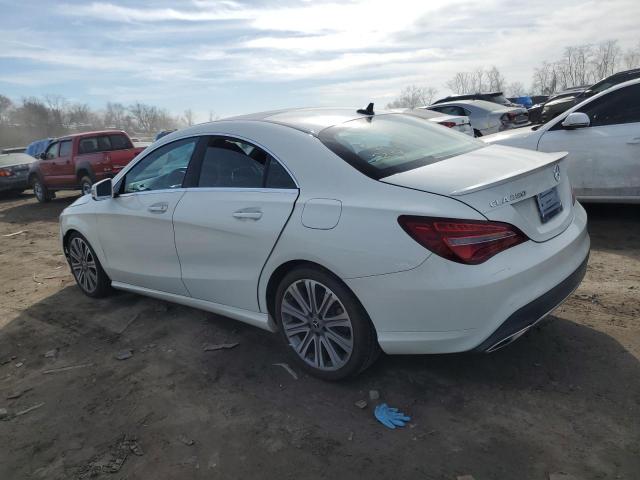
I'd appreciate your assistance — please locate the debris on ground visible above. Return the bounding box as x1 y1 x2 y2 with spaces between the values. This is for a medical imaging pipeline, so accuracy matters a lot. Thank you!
0 408 8 420
369 390 380 401
3 230 27 237
457 476 476 480
129 439 144 456
273 362 299 380
348 431 354 441
81 434 138 476
374 403 411 430
15 402 45 417
138 343 157 353
354 400 368 409
117 313 139 335
114 350 133 361
42 363 93 374
7 388 32 400
178 434 195 446
203 342 239 352
31 273 43 285
43 349 58 358
15 362 24 368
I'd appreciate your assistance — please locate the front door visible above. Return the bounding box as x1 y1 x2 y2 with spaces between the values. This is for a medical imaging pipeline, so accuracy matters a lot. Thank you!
173 136 298 311
538 83 640 198
95 137 200 295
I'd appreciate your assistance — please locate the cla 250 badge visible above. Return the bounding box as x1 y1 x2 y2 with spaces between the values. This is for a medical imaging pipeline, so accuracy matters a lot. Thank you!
489 190 526 208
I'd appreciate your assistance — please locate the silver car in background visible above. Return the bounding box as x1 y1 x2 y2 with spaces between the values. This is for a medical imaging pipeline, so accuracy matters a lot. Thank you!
398 108 474 136
0 153 33 196
425 99 529 137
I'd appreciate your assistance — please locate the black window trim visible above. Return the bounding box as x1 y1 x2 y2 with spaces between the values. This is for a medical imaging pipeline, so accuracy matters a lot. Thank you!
45 141 60 159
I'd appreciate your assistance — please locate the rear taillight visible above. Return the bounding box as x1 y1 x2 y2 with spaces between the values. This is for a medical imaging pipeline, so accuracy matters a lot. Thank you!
0 168 14 177
438 121 457 128
398 216 528 265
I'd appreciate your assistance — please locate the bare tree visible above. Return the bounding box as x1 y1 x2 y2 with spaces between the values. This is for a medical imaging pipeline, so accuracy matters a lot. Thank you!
386 85 438 108
446 71 474 94
0 94 12 124
506 81 526 97
623 41 640 69
183 108 195 126
592 40 621 81
446 66 506 94
104 102 130 130
65 103 92 128
486 66 506 92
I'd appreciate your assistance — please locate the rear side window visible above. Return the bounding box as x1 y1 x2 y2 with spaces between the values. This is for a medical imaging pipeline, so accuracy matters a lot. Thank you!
78 137 98 154
109 134 132 150
59 140 72 156
197 137 296 189
318 114 483 179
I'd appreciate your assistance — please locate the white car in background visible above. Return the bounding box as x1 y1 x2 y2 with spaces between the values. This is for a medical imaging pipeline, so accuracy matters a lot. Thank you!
394 108 474 136
425 100 529 137
484 79 640 203
60 107 589 380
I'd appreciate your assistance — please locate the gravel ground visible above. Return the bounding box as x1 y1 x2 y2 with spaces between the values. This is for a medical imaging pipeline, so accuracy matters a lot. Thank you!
0 191 638 480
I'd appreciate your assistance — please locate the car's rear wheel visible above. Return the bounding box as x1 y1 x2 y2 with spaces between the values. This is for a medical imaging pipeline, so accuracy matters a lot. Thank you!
80 176 93 196
275 266 380 380
33 177 54 203
67 232 112 298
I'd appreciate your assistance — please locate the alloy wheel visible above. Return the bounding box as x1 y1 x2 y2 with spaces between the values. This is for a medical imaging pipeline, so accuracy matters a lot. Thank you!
280 279 354 371
34 181 43 200
69 237 98 293
82 181 92 195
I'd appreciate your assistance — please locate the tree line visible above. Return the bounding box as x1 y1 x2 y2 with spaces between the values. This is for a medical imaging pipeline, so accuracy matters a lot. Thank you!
388 39 640 108
0 95 208 149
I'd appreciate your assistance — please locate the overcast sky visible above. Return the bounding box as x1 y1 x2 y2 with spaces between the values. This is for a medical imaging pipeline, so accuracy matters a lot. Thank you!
1 0 638 120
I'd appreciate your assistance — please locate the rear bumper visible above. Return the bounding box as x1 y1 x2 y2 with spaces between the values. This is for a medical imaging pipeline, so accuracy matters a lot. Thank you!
344 203 590 354
472 254 588 352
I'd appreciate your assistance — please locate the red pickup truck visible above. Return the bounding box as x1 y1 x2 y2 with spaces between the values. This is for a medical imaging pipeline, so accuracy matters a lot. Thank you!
28 130 146 203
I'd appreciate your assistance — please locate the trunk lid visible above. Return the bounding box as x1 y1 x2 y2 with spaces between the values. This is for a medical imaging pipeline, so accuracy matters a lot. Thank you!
381 144 574 242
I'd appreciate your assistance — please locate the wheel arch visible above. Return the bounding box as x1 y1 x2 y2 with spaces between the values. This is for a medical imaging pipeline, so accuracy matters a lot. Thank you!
75 163 95 181
264 259 369 328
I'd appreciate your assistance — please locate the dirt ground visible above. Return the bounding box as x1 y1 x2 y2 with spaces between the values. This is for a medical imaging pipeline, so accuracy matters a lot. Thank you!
0 191 638 480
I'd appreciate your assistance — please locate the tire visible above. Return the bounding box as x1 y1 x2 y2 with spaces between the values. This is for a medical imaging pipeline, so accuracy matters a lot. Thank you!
66 232 112 298
275 266 380 380
33 177 53 203
80 176 93 196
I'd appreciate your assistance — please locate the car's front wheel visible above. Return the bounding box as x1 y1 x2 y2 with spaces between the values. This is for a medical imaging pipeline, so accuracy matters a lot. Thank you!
275 266 380 380
67 232 112 298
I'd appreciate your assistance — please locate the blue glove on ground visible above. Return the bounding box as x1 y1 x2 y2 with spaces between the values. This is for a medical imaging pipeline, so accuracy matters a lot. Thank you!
374 403 411 429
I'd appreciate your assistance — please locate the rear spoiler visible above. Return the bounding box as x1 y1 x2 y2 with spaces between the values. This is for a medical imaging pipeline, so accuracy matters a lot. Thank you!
450 151 568 196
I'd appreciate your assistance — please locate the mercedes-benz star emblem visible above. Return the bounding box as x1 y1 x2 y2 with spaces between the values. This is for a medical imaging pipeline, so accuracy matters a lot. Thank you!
553 164 561 182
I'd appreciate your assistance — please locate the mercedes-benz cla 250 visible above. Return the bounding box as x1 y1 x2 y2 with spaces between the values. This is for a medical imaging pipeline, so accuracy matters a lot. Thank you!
60 107 590 379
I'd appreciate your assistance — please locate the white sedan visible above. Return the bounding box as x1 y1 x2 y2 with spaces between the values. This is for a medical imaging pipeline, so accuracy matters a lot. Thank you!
484 78 640 203
60 106 590 379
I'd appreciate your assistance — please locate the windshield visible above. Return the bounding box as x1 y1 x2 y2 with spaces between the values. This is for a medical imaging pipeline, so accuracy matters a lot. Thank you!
318 114 483 179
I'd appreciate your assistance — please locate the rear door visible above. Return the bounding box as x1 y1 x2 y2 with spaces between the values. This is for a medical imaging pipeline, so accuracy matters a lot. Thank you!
537 83 640 199
95 137 200 295
173 136 298 312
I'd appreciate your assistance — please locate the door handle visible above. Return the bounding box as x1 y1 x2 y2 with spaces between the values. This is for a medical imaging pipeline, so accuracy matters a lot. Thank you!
148 202 169 213
233 209 262 220
627 137 640 145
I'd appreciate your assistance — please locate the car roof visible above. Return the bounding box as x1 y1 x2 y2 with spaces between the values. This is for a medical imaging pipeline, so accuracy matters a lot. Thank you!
430 99 508 111
226 107 397 135
54 130 128 141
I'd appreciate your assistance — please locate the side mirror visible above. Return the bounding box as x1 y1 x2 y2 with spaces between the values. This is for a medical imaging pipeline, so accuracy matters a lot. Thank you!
561 112 590 129
91 178 113 201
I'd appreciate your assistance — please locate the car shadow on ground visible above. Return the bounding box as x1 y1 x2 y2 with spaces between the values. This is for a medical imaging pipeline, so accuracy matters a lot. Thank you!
584 203 639 258
0 191 79 224
1 283 639 479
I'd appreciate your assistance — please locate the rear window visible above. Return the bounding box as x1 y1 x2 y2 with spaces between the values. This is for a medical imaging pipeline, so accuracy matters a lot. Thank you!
318 114 483 179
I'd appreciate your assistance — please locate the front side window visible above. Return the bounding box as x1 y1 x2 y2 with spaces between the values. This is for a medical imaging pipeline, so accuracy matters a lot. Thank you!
318 114 483 179
577 84 640 127
59 140 72 157
122 138 197 193
45 142 59 159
